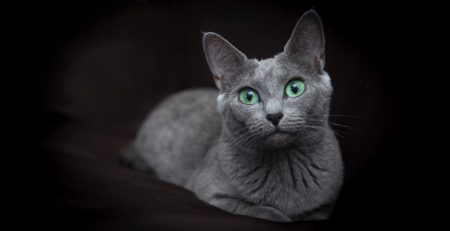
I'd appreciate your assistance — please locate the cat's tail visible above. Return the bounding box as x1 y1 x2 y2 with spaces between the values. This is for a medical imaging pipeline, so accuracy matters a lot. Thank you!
119 144 155 175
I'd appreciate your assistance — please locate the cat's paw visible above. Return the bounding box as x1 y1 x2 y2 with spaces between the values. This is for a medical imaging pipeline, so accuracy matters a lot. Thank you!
208 194 292 222
243 205 292 222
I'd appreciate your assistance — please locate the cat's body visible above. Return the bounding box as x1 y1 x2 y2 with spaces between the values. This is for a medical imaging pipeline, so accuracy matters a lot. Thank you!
122 10 343 222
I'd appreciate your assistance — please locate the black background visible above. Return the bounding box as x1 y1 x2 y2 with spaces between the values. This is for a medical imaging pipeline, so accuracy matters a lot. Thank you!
6 0 438 230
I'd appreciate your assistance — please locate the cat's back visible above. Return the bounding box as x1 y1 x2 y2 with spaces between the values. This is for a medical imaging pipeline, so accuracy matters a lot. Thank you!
129 88 222 185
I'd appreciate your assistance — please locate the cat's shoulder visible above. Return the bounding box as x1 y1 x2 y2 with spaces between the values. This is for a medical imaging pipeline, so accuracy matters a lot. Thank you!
149 88 220 116
165 88 219 103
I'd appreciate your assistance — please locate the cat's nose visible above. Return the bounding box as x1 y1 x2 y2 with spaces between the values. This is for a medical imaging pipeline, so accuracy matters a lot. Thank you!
266 112 283 126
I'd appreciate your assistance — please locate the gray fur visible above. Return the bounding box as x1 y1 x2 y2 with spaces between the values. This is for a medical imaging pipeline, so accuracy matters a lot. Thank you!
122 10 343 222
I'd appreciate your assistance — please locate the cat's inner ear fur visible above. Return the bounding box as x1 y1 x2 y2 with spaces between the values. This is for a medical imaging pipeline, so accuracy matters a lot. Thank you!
202 32 248 90
284 10 325 73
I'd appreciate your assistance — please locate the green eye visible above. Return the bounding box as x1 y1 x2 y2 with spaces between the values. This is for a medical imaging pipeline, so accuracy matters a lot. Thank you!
239 88 259 105
285 79 305 97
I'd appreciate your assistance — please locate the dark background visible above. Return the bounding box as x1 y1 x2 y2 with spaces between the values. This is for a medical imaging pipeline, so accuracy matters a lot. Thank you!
6 0 437 230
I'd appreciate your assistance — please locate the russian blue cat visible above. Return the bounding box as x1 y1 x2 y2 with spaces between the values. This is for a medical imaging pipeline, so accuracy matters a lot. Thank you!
122 10 343 222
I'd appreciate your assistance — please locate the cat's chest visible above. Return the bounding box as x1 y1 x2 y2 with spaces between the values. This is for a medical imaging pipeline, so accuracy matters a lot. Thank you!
226 151 342 215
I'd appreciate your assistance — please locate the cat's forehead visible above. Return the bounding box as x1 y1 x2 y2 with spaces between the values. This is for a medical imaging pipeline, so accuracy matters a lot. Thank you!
250 55 316 82
252 58 287 81
240 57 291 95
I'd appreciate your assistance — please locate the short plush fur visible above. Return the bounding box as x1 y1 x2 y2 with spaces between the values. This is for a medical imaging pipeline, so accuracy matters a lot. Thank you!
121 10 343 222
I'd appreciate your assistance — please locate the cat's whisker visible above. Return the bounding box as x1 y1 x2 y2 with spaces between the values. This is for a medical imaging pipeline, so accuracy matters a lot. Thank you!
239 130 262 147
289 115 307 120
232 127 264 148
305 118 359 132
226 124 259 144
227 128 252 146
229 133 251 147
285 119 305 124
328 114 359 118
330 129 352 145
307 114 358 118
229 124 262 146
288 122 353 144
328 123 359 130
302 125 322 130
234 125 252 134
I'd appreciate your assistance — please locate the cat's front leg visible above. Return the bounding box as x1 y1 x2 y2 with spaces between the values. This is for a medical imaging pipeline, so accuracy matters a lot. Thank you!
208 194 292 222
299 202 335 221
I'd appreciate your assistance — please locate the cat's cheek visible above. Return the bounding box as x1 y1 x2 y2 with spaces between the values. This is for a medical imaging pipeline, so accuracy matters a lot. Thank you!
283 108 301 120
229 102 262 126
216 93 227 113
228 103 248 124
316 72 333 95
252 110 266 124
283 98 304 114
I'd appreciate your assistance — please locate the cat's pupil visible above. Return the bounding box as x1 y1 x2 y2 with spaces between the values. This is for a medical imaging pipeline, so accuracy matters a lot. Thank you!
246 91 254 101
291 83 299 93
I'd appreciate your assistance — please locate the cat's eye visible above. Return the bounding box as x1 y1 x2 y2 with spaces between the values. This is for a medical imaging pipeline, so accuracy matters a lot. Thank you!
285 79 305 97
239 88 259 105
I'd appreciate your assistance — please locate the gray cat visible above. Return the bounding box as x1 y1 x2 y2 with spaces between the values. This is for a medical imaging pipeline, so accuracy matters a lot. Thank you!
121 10 343 222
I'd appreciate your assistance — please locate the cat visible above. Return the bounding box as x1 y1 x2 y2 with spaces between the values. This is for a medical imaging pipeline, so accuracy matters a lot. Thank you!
121 10 343 222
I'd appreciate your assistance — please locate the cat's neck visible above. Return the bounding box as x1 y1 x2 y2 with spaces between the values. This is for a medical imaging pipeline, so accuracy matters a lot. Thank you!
217 126 342 211
220 124 327 156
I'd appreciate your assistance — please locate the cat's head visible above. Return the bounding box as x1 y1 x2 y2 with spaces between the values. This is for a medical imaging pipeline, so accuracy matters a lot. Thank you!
203 10 333 149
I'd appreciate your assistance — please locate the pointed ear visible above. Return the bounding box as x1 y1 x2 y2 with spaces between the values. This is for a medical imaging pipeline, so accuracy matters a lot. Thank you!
284 10 325 72
203 32 248 90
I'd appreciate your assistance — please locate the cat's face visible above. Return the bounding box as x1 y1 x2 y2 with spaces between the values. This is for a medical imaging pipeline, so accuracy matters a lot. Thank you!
203 10 332 149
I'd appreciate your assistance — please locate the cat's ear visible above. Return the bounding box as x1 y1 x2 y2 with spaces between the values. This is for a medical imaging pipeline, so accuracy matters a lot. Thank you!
284 10 325 72
203 32 248 90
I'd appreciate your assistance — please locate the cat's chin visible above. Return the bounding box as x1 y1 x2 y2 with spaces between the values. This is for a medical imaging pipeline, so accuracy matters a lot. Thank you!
263 131 296 148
